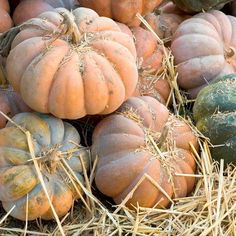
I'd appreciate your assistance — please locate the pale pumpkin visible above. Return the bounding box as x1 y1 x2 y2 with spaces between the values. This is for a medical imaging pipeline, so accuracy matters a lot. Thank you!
13 0 78 25
0 112 90 220
171 10 236 98
92 96 199 209
79 0 164 26
5 8 138 119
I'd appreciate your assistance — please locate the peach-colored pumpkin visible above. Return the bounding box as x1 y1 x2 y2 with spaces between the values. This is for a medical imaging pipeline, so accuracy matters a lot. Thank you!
171 10 236 98
92 96 199 209
6 8 138 119
0 0 13 33
79 0 164 27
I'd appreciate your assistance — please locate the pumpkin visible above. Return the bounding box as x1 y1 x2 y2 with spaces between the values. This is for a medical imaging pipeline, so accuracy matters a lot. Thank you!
143 3 190 45
133 75 171 104
0 0 13 33
79 0 164 27
13 0 78 25
193 74 236 164
5 8 138 119
171 10 236 98
0 88 31 128
172 0 231 13
92 96 199 209
0 112 90 220
116 24 171 104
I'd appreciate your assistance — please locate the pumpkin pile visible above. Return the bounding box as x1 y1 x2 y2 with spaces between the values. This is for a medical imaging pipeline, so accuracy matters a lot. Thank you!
0 0 236 232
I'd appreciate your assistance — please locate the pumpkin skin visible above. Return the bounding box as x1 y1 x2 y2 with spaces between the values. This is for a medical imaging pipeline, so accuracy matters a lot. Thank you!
0 88 31 128
193 74 236 164
0 112 90 220
0 0 13 33
171 10 236 98
92 96 198 209
172 0 230 13
79 0 164 27
6 8 138 119
13 0 78 25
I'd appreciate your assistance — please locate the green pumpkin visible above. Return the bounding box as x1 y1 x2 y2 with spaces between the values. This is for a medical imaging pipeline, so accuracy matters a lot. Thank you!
172 0 232 13
193 74 236 164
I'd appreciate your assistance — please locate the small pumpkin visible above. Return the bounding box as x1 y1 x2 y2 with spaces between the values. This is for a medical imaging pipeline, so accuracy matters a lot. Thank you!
5 8 138 119
79 0 164 27
92 96 199 209
143 2 190 45
171 10 236 98
0 0 13 33
0 112 90 220
172 0 231 13
193 74 236 165
13 0 78 25
0 88 31 128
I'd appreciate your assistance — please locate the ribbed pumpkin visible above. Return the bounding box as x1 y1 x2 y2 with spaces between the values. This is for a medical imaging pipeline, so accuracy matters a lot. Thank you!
0 112 90 220
0 0 13 33
6 8 138 119
193 74 236 164
0 88 31 128
79 0 164 27
92 96 199 209
172 0 231 13
171 10 236 98
13 0 78 25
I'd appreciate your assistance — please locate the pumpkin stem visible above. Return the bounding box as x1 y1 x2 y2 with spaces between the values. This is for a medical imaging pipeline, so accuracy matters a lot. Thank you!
57 9 81 44
224 47 235 62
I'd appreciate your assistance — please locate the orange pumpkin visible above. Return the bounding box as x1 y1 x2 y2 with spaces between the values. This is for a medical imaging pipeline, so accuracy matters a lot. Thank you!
171 10 236 98
117 24 170 103
0 112 90 220
79 0 164 26
92 96 199 209
13 0 78 25
6 8 138 119
0 88 31 128
0 0 13 33
143 2 190 45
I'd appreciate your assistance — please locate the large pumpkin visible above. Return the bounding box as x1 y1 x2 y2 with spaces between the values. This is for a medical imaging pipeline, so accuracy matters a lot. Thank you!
172 0 231 13
0 0 13 33
0 88 31 128
0 112 90 220
6 8 138 119
171 10 236 98
193 74 236 165
13 0 78 25
92 96 199 209
79 0 164 27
